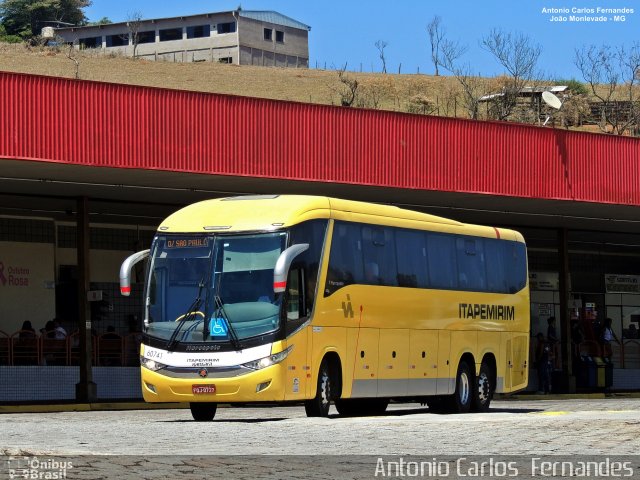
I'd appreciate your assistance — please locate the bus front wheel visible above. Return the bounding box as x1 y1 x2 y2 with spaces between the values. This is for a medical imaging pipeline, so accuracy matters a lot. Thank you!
304 359 333 417
190 402 217 421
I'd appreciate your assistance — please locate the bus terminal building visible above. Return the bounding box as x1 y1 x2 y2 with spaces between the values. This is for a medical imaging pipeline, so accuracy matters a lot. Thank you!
0 71 639 402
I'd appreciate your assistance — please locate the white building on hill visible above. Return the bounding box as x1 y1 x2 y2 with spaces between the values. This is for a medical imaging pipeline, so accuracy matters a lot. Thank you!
53 9 310 67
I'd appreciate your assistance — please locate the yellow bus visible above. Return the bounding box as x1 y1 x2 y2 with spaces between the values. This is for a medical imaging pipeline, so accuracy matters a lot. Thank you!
120 195 529 421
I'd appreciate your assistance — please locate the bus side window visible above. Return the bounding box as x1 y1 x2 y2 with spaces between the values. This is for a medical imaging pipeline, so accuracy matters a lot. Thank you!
427 233 457 290
484 238 508 293
289 219 328 309
505 242 527 293
325 222 363 296
362 226 398 287
395 229 428 288
286 267 304 321
456 237 486 291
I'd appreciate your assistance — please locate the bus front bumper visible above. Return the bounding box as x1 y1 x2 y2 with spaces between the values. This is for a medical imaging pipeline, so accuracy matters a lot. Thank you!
140 364 286 403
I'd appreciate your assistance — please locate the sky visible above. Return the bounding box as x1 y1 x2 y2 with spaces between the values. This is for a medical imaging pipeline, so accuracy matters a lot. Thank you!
84 0 639 80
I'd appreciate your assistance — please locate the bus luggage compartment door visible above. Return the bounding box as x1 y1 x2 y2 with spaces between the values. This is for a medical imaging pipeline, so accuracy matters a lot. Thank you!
408 329 438 396
377 329 409 397
350 328 379 398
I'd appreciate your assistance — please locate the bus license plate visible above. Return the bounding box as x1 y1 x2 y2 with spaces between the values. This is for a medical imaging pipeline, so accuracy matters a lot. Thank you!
192 385 216 394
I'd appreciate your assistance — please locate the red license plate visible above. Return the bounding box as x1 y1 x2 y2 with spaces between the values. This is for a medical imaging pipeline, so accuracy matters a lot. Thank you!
192 385 216 395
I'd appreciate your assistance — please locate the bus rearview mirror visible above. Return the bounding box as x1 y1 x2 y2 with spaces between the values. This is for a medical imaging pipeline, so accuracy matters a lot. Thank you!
120 249 150 296
273 244 309 293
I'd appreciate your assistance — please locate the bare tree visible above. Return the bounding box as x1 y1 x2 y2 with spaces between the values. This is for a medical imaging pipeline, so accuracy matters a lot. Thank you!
375 40 388 74
575 43 640 134
481 29 542 120
618 43 640 135
67 42 80 79
336 68 359 106
427 15 445 76
440 39 492 119
126 10 143 59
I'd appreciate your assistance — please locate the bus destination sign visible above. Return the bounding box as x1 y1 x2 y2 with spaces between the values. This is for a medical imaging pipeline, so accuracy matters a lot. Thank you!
166 238 209 249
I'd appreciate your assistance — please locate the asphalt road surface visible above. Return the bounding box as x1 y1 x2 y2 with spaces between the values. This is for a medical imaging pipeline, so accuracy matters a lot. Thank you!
1 398 639 479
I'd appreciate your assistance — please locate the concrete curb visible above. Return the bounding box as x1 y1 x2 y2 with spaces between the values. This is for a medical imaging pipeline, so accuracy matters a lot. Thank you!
0 402 188 414
498 391 640 401
2 392 640 414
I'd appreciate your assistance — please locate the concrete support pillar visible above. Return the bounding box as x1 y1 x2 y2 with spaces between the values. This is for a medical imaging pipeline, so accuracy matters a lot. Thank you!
558 228 576 393
75 196 97 402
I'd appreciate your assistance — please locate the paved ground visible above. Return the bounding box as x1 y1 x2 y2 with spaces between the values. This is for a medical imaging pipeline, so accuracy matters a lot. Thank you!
1 398 640 456
1 398 639 478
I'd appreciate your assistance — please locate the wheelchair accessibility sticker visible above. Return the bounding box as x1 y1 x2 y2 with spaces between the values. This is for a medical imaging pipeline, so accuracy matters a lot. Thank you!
210 317 229 337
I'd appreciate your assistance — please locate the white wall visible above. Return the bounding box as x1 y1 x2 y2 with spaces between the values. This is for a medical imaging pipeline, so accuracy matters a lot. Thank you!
0 241 56 334
56 248 133 283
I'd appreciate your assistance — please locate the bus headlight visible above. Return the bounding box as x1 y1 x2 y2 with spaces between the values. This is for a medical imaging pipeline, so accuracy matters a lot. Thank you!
241 345 293 371
140 356 167 371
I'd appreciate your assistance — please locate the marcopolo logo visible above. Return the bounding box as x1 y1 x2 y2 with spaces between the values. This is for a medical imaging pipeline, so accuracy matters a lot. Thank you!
0 261 30 287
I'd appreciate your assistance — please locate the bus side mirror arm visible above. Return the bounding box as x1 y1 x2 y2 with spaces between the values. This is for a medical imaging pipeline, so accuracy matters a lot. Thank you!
273 244 309 293
120 249 150 296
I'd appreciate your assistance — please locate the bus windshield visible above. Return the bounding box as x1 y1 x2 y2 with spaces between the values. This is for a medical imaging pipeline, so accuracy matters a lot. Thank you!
144 232 287 345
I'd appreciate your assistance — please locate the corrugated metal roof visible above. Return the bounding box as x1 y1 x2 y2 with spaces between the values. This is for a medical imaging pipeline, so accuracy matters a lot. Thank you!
238 10 311 31
1 72 639 207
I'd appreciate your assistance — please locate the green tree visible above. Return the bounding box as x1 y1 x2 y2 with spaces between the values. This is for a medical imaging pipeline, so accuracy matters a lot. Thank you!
0 0 90 39
86 16 110 26
554 78 588 96
0 22 22 42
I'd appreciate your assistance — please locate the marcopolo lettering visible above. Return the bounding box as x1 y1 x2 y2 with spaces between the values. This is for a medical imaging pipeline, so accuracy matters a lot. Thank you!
459 303 515 321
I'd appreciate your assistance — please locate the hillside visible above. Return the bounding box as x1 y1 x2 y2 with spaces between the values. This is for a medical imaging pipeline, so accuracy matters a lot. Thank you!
0 44 455 109
0 43 631 134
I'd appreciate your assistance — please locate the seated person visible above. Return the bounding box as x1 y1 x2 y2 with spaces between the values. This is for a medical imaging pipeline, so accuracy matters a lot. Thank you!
102 326 120 340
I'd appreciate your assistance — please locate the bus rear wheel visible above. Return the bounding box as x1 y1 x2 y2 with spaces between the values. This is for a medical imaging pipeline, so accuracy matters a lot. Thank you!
473 362 493 412
452 360 473 414
304 359 333 417
190 402 217 421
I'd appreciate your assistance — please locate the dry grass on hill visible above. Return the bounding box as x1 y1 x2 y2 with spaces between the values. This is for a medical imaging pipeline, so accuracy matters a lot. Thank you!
0 43 477 113
0 43 632 135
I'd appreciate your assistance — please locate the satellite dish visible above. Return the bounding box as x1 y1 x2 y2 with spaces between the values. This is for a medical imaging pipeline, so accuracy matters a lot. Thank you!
542 91 562 110
541 91 564 126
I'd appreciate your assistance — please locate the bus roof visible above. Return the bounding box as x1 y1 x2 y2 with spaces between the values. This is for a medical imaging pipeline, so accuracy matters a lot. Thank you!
158 195 524 242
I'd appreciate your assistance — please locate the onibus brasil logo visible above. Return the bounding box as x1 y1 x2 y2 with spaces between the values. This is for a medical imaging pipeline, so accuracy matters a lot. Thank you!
7 456 73 479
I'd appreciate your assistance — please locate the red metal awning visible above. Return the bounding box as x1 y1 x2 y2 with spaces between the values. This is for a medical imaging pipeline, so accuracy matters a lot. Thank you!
1 71 639 206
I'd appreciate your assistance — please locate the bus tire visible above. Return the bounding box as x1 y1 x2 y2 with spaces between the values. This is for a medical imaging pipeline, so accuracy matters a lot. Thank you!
190 402 217 421
304 359 333 417
452 360 473 414
473 362 493 413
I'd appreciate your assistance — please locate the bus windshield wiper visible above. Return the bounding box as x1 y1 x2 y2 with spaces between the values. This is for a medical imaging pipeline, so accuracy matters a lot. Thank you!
166 277 205 351
214 294 241 351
